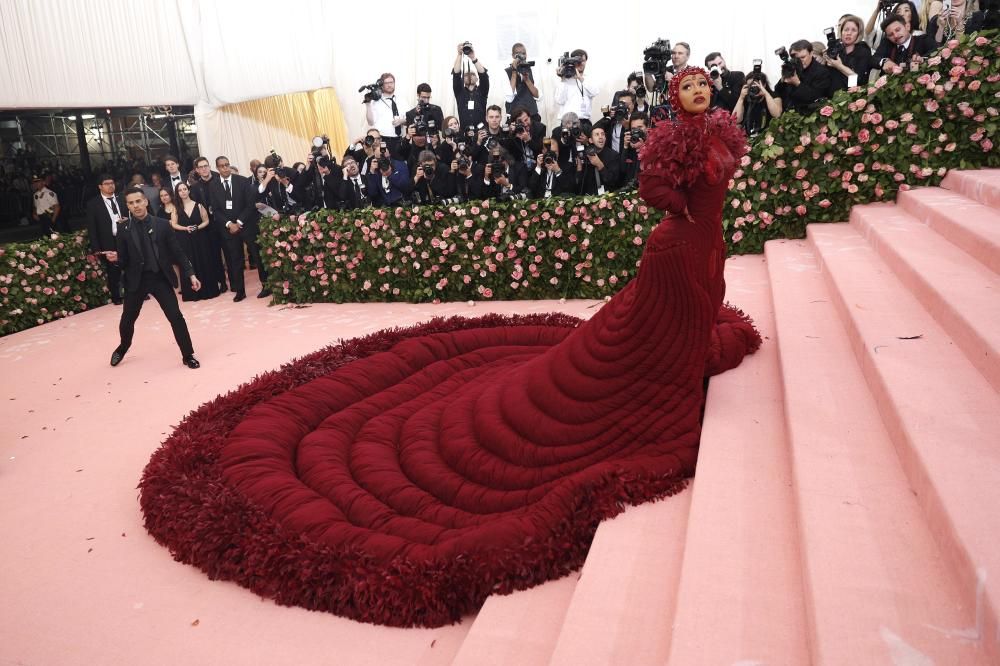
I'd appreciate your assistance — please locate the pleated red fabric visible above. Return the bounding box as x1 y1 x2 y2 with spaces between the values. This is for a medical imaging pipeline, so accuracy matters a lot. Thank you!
140 108 760 628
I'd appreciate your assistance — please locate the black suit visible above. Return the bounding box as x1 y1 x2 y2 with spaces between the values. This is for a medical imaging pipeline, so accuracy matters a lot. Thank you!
405 103 445 135
209 173 263 297
114 214 195 357
528 166 576 198
340 173 372 209
576 146 620 196
85 193 125 302
873 34 937 68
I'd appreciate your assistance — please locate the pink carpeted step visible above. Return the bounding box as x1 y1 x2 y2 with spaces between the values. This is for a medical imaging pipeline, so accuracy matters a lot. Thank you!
851 202 1000 393
666 256 809 665
546 487 692 666
896 187 1000 275
766 238 990 665
808 224 1000 663
942 168 1000 210
450 576 578 666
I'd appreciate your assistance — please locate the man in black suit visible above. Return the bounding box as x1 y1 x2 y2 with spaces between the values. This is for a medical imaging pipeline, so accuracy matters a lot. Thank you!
874 15 937 74
105 187 201 369
209 155 267 301
85 173 125 304
575 126 620 196
339 156 371 209
405 83 445 137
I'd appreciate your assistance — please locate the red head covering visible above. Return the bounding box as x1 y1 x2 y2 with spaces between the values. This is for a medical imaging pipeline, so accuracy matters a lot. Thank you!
668 66 712 122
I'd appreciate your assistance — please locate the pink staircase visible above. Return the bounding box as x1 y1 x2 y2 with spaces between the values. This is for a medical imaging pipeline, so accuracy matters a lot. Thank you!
448 169 1000 665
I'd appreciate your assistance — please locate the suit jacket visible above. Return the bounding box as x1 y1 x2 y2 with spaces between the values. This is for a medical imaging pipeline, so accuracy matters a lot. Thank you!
208 173 259 237
411 163 456 204
576 146 620 196
405 103 445 135
340 174 372 210
366 160 411 206
114 214 194 293
873 33 937 67
528 166 576 199
85 193 125 251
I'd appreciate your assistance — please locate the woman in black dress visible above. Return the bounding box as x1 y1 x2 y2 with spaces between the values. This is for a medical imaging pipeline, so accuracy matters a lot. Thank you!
171 182 221 301
826 15 874 94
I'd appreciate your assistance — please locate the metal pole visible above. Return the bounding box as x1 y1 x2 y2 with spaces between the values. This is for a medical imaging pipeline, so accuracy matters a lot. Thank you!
75 112 91 175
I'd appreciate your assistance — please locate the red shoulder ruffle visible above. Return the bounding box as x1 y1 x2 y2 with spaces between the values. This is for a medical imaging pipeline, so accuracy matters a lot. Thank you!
639 110 748 190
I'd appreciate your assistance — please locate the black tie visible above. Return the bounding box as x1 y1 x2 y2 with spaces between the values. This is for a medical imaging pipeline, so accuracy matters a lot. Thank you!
224 179 232 198
354 178 362 198
107 197 119 216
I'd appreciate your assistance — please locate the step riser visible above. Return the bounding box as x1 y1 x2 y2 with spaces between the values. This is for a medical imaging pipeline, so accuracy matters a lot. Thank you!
851 207 1000 394
666 256 809 665
807 228 1000 663
897 190 1000 275
942 169 1000 210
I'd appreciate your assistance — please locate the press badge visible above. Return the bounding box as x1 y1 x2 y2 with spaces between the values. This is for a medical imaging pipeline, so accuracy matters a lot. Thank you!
226 200 233 210
467 100 476 110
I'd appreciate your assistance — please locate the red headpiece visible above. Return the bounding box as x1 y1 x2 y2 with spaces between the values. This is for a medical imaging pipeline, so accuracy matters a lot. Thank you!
667 66 712 121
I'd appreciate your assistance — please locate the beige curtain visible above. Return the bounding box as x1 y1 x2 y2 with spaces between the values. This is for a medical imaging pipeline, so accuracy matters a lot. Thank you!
194 88 349 176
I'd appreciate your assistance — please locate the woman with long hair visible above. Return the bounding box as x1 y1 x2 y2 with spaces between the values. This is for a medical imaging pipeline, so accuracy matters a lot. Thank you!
170 181 220 301
929 0 986 43
826 14 874 92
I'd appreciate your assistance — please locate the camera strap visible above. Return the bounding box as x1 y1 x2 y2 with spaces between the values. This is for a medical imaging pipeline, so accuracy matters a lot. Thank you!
385 97 402 136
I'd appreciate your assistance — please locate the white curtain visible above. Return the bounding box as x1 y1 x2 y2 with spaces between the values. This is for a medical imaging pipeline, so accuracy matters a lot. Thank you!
0 0 876 152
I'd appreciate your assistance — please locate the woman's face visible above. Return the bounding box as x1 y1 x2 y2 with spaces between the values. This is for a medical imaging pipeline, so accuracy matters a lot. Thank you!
159 189 171 205
894 3 913 28
677 73 711 114
176 183 190 200
446 117 460 131
841 20 860 46
256 166 267 180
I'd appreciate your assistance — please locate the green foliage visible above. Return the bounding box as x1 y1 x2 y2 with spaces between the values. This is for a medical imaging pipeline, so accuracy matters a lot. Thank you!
0 232 109 336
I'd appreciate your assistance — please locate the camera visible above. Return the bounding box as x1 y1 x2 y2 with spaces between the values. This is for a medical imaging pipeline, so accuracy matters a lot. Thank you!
363 135 376 148
377 156 391 171
709 64 722 79
628 127 647 143
824 27 844 59
775 46 799 79
457 155 471 170
487 150 505 180
462 41 474 55
465 122 484 140
602 102 629 122
443 127 459 139
505 119 527 136
275 166 296 180
311 135 330 158
642 38 672 76
418 161 437 179
359 79 384 103
513 53 536 69
558 52 582 78
584 144 598 158
264 150 282 169
559 125 583 143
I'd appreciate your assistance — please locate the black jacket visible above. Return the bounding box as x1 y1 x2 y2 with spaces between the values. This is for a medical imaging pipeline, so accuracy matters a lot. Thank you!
873 33 937 68
85 193 125 252
711 70 746 112
208 173 260 236
453 72 490 129
114 214 193 293
503 122 546 166
411 163 456 204
340 173 372 210
528 166 576 198
775 59 832 114
405 103 445 135
575 146 620 196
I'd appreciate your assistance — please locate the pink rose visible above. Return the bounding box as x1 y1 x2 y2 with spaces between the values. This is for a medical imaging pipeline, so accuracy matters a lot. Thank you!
975 36 989 46
731 231 744 243
983 139 995 152
795 168 807 180
819 199 832 208
819 105 834 117
795 205 807 216
900 112 913 122
853 163 865 173
816 133 829 145
858 129 871 143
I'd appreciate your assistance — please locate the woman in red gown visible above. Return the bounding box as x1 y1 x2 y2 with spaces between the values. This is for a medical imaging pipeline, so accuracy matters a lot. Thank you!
141 67 761 628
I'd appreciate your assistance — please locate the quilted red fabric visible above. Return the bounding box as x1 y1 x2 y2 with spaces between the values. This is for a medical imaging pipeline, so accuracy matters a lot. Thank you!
140 113 760 628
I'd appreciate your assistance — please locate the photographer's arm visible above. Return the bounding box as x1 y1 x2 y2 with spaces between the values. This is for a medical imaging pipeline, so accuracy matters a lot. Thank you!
453 44 464 74
865 1 882 41
523 70 539 99
733 87 749 123
365 102 376 126
764 89 783 118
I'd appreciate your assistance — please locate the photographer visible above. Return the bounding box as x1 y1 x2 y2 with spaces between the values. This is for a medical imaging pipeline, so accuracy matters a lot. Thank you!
704 52 745 112
618 113 648 190
734 71 782 139
301 156 344 210
824 15 873 92
400 123 440 178
411 150 454 205
874 14 936 73
929 0 985 44
666 42 692 81
438 116 462 165
447 146 479 201
502 106 547 170
774 40 832 115
594 90 635 154
471 105 506 164
339 157 370 210
453 42 490 128
364 73 406 153
551 112 588 173
554 49 599 130
529 138 575 199
574 127 619 196
365 151 410 206
627 72 651 115
480 147 528 201
505 43 541 120
405 84 444 136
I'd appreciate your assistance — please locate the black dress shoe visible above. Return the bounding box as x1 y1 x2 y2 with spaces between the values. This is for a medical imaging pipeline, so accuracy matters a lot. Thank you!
110 347 127 367
257 288 272 299
182 355 201 369
233 293 247 302
112 299 123 306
